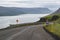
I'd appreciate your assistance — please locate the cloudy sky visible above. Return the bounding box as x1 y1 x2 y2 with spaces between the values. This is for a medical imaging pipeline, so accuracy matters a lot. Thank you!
0 0 60 10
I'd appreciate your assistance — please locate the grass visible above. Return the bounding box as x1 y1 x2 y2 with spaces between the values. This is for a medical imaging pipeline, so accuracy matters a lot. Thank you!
44 23 60 37
44 13 60 38
44 15 52 19
55 18 60 23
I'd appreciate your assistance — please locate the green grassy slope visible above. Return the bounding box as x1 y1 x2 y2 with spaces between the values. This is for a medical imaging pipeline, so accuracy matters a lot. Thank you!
44 13 60 38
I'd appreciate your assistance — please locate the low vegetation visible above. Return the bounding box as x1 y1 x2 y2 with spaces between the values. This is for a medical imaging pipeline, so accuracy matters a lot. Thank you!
45 23 60 37
38 14 60 22
43 13 60 38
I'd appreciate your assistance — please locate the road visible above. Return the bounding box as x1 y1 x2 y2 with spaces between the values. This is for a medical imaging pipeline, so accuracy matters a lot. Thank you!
0 24 55 40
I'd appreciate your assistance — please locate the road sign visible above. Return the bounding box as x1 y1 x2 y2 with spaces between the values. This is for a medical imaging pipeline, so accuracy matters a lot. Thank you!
16 19 19 24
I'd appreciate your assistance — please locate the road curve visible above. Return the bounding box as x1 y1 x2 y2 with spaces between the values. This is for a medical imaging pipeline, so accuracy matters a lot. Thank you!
0 24 55 40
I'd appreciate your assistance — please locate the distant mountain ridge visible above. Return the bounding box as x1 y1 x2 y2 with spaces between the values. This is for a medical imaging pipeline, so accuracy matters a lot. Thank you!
0 6 51 16
17 8 51 14
0 6 25 16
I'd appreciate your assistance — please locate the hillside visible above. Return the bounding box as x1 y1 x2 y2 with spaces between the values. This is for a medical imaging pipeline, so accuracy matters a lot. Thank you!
0 6 51 16
41 8 60 39
38 8 60 22
53 8 60 22
52 8 60 15
51 8 60 16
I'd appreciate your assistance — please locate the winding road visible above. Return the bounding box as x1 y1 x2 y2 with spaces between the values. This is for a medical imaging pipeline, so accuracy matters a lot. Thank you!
0 24 55 40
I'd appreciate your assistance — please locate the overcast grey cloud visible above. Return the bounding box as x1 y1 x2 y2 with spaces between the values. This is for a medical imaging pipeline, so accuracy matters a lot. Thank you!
0 0 60 10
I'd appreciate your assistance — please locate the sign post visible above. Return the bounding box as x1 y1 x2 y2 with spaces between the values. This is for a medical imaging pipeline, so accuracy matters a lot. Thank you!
16 19 19 24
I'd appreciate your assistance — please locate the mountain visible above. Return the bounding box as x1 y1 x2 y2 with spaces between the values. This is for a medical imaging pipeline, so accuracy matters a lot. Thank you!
53 8 60 14
0 6 51 16
0 6 25 16
15 8 51 14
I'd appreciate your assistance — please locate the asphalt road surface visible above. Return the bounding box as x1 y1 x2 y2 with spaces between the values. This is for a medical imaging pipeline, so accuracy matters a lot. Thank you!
0 24 55 40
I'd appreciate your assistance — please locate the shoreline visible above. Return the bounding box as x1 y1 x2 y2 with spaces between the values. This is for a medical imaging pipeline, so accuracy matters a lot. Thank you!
0 22 41 31
0 14 50 30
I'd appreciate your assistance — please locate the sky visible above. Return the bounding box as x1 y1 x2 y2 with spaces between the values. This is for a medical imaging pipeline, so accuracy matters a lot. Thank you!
0 0 60 11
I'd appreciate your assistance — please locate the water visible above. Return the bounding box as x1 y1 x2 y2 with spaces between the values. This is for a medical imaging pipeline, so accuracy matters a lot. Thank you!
0 14 49 29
